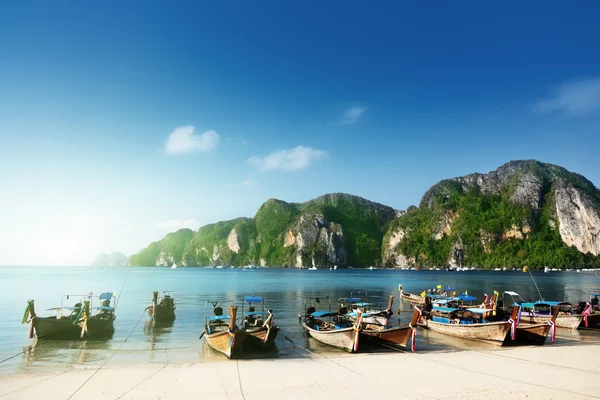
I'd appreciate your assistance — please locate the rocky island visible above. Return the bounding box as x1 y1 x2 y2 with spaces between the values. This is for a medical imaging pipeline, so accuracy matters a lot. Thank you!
129 160 600 269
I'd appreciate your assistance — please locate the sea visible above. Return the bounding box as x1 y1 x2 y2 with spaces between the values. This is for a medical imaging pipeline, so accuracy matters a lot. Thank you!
2 266 600 374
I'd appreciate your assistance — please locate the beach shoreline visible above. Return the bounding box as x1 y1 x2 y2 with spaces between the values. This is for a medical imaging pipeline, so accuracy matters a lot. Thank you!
1 344 599 400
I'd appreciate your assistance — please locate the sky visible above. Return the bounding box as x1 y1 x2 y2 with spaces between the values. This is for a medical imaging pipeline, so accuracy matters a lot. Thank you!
1 2 599 266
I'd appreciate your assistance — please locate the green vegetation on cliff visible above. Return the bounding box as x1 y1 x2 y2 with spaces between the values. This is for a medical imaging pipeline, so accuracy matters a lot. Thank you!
130 161 600 269
384 161 600 269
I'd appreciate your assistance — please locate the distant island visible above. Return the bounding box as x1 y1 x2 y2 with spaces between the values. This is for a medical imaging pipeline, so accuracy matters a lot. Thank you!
91 252 129 267
129 160 600 269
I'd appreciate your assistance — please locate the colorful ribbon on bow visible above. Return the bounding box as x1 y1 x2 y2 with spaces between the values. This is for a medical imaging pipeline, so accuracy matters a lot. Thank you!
583 302 591 328
515 305 521 327
547 320 556 343
508 317 516 341
410 306 422 352
227 328 236 348
352 311 362 352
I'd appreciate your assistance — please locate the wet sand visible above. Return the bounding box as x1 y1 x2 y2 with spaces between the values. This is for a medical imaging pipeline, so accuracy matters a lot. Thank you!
1 344 599 400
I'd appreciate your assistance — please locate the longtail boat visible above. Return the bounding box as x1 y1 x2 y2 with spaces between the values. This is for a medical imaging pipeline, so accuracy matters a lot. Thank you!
502 291 583 329
508 306 560 345
360 296 422 351
398 285 426 305
338 291 389 326
239 295 279 348
575 295 600 329
22 292 116 340
419 295 516 345
202 302 245 359
301 297 362 352
146 291 176 324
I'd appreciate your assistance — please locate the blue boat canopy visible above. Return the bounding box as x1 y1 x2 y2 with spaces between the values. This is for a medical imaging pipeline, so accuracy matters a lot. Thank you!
99 292 114 300
433 306 458 313
244 296 263 303
429 294 446 299
209 315 230 321
341 297 361 303
521 301 560 308
311 311 337 318
445 287 455 290
354 302 371 307
466 308 492 314
244 311 268 316
92 306 115 311
457 295 477 302
345 312 374 318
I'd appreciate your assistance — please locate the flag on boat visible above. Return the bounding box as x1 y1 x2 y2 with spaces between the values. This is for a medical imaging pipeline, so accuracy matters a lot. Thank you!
436 284 442 289
86 292 93 299
420 291 426 298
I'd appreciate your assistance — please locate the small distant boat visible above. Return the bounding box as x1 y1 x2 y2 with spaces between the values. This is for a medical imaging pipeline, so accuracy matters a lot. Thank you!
494 268 501 271
171 263 177 269
201 302 245 358
308 266 318 271
398 285 426 305
239 295 279 348
544 266 550 273
301 297 362 352
215 265 224 269
22 292 116 340
146 291 176 324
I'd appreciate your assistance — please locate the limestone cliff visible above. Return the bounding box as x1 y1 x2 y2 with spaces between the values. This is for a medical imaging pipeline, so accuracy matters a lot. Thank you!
385 160 600 268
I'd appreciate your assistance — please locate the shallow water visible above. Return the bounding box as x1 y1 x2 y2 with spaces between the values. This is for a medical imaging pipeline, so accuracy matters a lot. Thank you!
1 266 600 374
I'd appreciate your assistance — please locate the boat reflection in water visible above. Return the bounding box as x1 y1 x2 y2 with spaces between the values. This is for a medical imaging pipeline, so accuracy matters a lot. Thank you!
21 339 112 369
143 320 174 352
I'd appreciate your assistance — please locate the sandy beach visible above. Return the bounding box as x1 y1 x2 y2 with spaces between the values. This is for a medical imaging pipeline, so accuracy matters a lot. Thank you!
1 343 599 400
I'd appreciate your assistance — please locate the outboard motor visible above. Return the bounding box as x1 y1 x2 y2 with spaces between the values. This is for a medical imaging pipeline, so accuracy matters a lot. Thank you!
424 296 433 312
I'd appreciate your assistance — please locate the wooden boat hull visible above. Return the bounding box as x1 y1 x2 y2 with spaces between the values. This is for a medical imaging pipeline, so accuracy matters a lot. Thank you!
302 322 359 353
241 326 279 348
33 316 114 340
419 319 510 345
580 313 600 329
400 291 425 305
506 323 551 345
520 314 582 330
361 326 412 349
153 305 176 324
205 330 246 358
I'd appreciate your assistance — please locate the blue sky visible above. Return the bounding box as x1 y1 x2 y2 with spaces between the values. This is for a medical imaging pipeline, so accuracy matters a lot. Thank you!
1 2 599 265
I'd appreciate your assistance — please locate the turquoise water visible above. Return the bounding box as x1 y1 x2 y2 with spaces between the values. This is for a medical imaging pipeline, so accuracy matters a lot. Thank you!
1 266 600 374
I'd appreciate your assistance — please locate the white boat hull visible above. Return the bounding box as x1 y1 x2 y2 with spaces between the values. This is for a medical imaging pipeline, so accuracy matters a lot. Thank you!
302 323 359 352
420 319 511 345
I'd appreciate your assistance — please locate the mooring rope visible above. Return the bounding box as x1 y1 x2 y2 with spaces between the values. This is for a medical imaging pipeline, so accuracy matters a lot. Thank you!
280 333 380 382
66 309 147 400
115 321 171 400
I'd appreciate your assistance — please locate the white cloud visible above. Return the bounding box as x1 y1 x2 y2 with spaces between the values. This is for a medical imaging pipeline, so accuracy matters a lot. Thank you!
242 179 258 186
340 105 367 124
248 146 326 172
155 218 200 232
165 126 219 154
534 77 600 116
